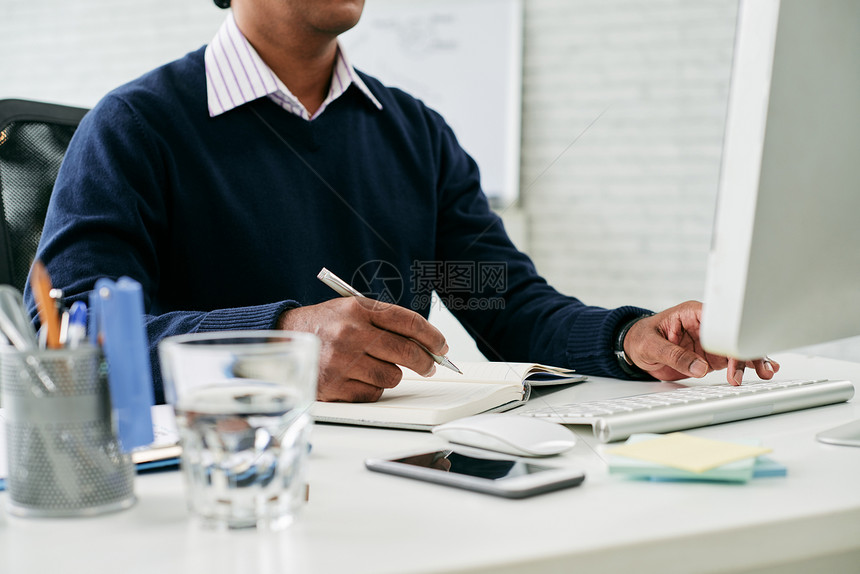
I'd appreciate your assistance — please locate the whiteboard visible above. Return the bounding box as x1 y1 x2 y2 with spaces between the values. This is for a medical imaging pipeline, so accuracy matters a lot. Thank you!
340 0 523 205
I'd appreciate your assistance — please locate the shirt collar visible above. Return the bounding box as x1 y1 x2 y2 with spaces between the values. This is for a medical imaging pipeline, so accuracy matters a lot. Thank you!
204 13 382 119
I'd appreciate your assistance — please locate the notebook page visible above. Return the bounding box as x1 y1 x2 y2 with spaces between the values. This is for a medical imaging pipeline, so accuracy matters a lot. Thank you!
373 379 521 409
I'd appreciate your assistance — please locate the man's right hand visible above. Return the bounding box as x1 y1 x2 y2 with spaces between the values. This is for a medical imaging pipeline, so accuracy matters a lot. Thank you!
277 297 449 403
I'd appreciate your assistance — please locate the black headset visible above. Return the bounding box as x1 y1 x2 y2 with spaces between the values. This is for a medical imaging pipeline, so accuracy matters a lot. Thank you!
213 0 230 8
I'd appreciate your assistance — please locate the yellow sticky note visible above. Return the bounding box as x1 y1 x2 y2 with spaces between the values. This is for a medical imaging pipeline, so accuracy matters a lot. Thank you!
606 433 772 473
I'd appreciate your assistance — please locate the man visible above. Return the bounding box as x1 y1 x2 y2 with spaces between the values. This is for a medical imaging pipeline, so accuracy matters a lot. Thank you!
27 0 777 404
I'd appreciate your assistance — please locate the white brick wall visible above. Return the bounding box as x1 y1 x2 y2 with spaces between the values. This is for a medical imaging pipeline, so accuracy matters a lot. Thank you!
521 0 737 313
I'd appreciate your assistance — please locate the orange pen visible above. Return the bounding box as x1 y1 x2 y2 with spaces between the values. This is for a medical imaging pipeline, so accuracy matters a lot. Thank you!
30 260 62 349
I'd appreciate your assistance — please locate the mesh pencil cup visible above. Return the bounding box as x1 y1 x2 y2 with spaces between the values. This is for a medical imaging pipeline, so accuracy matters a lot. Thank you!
0 344 136 517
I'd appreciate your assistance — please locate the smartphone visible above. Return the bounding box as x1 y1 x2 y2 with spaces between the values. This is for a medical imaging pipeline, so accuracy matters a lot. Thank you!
365 449 585 499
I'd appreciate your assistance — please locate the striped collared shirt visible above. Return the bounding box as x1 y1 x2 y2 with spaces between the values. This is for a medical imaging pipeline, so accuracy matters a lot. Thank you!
204 13 382 120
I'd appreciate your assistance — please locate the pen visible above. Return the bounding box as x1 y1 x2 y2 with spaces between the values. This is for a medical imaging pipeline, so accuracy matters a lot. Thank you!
317 267 462 375
58 308 70 346
66 300 88 348
30 260 62 349
0 285 57 393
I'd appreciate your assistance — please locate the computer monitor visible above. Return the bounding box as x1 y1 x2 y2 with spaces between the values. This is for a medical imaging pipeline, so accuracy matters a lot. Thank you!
701 0 860 359
700 0 860 444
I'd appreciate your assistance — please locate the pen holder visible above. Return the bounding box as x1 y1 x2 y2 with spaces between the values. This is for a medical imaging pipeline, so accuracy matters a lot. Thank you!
0 344 136 517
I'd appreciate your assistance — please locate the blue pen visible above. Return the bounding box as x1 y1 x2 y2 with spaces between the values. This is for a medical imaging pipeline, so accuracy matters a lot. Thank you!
66 300 87 348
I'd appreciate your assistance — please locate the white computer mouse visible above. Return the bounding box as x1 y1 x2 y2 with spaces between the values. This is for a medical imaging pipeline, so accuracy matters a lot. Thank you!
432 413 577 457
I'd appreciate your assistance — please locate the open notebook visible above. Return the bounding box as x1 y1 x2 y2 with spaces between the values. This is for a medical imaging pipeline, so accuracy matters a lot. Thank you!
311 361 586 430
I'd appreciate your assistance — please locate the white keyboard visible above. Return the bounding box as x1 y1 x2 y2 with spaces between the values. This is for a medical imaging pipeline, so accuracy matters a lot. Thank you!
520 378 855 442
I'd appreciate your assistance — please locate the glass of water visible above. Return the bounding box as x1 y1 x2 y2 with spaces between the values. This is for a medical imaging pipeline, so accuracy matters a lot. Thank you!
158 330 319 530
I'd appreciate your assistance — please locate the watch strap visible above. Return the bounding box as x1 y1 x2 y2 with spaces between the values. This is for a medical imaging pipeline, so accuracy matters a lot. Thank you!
613 313 655 380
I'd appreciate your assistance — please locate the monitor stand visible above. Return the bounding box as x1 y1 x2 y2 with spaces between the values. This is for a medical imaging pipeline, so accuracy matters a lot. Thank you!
817 419 860 447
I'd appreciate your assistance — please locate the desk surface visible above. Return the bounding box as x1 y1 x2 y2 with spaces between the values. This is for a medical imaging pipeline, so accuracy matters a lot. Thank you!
2 353 859 574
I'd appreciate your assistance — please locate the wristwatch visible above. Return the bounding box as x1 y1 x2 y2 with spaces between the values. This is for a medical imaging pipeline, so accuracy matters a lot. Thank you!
613 313 654 380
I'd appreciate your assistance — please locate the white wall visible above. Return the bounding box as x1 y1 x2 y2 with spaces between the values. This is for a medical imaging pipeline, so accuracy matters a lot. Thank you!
4 0 856 362
1 0 225 108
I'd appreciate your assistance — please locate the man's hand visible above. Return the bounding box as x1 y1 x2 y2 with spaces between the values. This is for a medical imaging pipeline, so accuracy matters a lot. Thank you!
278 298 448 402
623 300 779 385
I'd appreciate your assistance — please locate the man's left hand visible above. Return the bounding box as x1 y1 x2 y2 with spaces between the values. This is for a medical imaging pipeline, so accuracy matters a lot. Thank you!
623 300 779 385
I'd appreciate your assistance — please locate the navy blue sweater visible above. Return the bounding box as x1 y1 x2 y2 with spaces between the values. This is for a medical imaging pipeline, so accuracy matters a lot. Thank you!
29 47 649 402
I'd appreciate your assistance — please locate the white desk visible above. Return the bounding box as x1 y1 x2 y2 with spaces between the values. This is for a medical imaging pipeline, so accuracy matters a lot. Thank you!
2 353 859 574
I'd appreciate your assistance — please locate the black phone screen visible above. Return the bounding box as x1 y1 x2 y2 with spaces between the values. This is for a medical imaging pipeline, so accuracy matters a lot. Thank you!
391 450 556 481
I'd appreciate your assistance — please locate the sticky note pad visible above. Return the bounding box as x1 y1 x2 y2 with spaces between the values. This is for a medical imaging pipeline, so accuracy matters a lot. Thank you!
606 432 772 473
607 434 773 483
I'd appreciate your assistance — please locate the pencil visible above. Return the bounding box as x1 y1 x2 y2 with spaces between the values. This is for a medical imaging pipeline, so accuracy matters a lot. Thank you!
30 260 62 349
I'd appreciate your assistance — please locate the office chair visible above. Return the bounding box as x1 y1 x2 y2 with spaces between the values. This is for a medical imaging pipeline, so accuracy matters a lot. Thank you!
0 99 88 291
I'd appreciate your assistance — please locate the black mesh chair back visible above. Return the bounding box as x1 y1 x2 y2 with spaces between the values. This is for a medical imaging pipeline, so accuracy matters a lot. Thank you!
0 99 88 291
